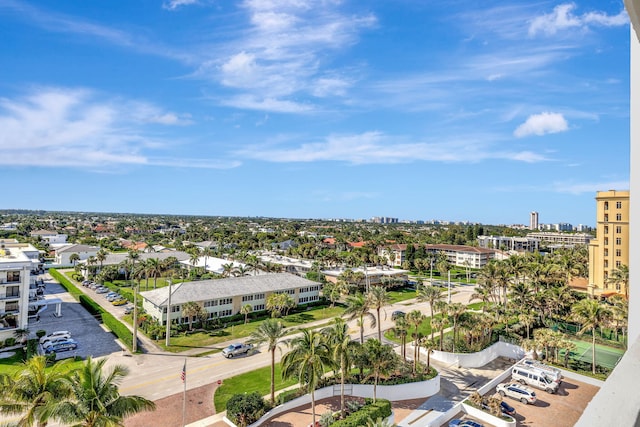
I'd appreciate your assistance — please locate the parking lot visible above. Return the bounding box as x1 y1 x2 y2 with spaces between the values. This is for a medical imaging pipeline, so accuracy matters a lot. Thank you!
486 376 600 426
36 278 122 360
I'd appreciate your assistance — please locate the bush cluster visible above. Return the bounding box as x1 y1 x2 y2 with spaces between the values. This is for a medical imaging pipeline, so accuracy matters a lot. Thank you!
330 399 392 427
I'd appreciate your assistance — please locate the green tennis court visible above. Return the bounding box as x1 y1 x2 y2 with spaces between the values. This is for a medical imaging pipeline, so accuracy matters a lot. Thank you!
567 340 625 369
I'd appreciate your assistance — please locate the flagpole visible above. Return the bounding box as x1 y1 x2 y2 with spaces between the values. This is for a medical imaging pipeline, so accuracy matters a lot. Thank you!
182 358 187 427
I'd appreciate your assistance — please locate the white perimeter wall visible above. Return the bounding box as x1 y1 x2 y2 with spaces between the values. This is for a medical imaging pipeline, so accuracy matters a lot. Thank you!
429 340 524 368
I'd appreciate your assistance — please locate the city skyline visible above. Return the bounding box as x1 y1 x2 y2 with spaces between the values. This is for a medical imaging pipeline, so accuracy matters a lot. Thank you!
0 0 630 225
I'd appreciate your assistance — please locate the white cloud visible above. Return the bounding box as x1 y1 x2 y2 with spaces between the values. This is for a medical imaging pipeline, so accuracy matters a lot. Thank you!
221 95 314 113
529 3 628 37
162 0 199 11
514 112 569 138
0 87 228 169
235 131 550 165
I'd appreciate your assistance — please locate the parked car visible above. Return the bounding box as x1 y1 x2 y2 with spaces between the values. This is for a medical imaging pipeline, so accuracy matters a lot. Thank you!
44 339 78 354
41 335 72 348
519 359 563 383
124 306 134 315
497 382 537 404
107 294 122 302
391 310 405 320
222 343 254 358
40 331 71 344
512 365 559 393
112 298 128 306
500 401 516 416
449 419 484 427
95 287 109 294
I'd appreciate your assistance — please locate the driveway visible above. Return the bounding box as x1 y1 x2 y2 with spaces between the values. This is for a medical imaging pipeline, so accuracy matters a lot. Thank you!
35 277 122 360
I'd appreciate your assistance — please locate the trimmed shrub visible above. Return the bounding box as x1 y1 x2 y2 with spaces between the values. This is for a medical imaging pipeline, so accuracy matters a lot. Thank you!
330 399 392 427
36 330 47 339
26 338 39 359
277 388 306 405
226 391 270 427
102 312 133 349
4 337 16 347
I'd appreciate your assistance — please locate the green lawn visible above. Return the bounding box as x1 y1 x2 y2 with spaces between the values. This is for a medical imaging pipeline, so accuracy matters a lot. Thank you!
0 350 87 376
388 287 417 304
159 305 346 353
214 362 297 411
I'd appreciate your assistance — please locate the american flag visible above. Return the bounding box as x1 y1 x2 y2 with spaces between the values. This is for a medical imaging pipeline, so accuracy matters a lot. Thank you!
181 360 186 383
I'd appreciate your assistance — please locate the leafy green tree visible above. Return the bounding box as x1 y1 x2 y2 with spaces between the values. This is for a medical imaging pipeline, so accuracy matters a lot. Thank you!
392 314 409 361
248 319 288 403
281 329 332 427
406 310 425 373
181 301 205 331
69 253 80 267
607 264 629 299
0 356 73 427
53 357 155 427
241 304 253 324
226 392 266 427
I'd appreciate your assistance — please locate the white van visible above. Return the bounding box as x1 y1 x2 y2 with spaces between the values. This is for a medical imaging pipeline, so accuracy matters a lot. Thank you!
512 365 559 394
519 359 562 383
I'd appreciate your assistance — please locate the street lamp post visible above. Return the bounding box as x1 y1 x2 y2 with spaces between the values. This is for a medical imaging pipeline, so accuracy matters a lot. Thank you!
133 283 138 353
447 270 451 303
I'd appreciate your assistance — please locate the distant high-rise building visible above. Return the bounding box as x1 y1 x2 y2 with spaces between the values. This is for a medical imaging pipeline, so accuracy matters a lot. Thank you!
588 190 629 296
529 211 539 230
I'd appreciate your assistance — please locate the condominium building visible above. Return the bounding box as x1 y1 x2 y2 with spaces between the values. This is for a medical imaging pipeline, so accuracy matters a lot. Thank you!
527 231 592 246
477 235 540 252
588 190 630 296
530 211 539 230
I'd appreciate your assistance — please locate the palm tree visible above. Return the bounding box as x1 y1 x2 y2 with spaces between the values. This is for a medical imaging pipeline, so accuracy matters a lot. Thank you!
446 303 466 353
181 301 202 331
53 357 155 426
96 249 107 272
0 356 73 427
281 329 332 426
572 298 612 374
607 264 629 299
13 327 30 345
322 317 358 417
367 286 390 341
416 285 443 340
343 292 376 344
392 315 409 361
146 257 162 289
406 310 425 374
248 319 288 402
127 250 140 286
363 339 397 402
430 316 448 351
69 253 80 268
240 304 253 324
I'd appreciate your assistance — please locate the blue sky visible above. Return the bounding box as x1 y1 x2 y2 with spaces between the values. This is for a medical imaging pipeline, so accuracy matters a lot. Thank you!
0 0 630 226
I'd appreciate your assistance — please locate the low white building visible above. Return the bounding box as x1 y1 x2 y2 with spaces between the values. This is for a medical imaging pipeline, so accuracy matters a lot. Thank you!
30 230 68 244
140 273 321 326
54 244 100 267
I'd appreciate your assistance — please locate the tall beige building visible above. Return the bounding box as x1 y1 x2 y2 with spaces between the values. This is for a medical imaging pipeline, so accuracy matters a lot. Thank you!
588 190 629 296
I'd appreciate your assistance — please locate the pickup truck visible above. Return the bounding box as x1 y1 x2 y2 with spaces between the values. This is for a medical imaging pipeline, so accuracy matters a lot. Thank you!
222 343 254 358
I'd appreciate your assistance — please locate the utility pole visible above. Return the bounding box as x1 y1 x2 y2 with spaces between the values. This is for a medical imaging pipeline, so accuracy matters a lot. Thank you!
132 284 138 352
166 278 172 347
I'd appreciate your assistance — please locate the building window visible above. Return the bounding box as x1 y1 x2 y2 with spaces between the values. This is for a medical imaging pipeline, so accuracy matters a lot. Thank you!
204 300 218 307
219 298 232 305
6 271 20 282
242 295 254 302
6 286 19 297
604 238 609 245
616 226 622 234
604 249 609 256
219 309 232 317
604 226 609 234
604 201 609 210
604 260 609 268
616 249 622 257
253 304 265 311
171 305 180 312
616 238 622 245
5 302 19 312
616 260 622 267
616 213 622 221
616 201 622 209
255 293 265 300
604 214 609 222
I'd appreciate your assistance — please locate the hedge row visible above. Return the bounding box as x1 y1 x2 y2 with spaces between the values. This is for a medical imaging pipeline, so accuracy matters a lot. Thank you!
330 399 392 427
49 269 133 351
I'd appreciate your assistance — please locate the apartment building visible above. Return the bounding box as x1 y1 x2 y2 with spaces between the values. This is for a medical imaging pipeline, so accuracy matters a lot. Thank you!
526 231 593 246
477 235 540 252
380 244 496 269
530 211 539 230
140 273 320 326
0 243 40 342
587 190 630 296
